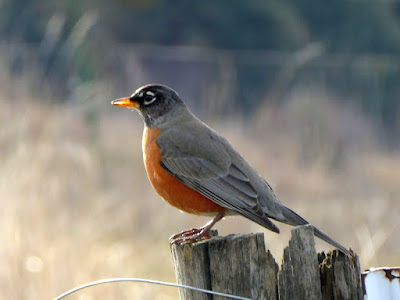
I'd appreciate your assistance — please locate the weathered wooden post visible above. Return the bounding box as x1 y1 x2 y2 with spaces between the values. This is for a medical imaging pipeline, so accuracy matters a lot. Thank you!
171 225 362 300
278 225 322 300
279 225 362 300
319 249 362 299
171 232 278 299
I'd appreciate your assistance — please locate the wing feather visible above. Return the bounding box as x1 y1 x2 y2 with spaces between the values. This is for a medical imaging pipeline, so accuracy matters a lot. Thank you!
174 174 280 232
220 174 258 198
229 164 250 181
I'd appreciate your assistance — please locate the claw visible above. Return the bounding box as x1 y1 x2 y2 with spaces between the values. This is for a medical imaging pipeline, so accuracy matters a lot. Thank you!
169 228 201 241
169 228 212 244
169 212 225 245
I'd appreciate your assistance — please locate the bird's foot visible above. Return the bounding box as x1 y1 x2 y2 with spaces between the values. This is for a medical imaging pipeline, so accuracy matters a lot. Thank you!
169 213 224 245
169 227 213 244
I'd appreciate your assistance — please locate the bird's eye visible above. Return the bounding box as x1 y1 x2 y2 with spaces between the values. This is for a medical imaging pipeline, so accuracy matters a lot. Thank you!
143 91 157 105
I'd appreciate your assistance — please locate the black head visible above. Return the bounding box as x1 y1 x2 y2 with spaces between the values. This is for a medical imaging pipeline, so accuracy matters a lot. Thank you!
112 84 186 126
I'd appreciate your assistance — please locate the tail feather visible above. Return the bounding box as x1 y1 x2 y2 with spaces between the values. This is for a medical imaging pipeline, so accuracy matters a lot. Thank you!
277 205 350 255
312 225 350 255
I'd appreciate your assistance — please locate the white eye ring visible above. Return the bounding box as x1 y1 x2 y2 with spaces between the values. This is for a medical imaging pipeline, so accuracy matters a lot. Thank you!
143 91 157 105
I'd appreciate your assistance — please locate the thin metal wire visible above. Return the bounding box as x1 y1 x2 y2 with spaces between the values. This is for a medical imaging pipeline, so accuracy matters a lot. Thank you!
53 277 253 300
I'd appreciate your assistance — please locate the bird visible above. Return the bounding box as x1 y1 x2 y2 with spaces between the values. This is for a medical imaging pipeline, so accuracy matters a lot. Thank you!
111 83 349 255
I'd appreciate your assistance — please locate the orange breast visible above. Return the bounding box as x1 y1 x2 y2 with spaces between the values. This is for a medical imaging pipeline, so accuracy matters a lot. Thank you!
142 127 226 215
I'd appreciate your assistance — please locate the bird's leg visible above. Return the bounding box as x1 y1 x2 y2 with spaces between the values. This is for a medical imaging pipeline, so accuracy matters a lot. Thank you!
169 212 224 244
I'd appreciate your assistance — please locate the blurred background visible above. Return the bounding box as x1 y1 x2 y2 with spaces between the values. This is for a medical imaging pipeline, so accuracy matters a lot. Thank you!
1 0 399 299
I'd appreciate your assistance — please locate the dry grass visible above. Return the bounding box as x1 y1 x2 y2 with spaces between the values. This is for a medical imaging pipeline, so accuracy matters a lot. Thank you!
1 77 399 299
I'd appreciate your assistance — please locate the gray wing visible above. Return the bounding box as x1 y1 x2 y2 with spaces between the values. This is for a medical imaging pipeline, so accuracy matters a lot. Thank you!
157 127 280 233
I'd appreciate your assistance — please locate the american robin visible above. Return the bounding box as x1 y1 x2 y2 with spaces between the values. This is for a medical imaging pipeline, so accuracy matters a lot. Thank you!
112 84 349 254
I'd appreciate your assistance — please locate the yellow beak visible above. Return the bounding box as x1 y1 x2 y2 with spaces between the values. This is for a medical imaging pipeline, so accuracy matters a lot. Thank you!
111 97 140 109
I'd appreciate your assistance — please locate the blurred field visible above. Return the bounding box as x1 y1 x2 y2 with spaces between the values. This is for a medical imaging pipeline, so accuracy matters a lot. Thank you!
1 70 399 299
